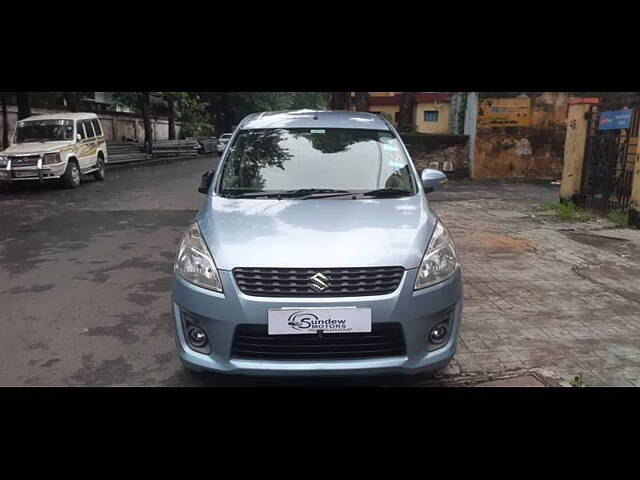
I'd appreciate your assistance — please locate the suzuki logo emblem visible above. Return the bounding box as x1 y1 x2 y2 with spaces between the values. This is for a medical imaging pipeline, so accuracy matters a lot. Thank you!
309 273 330 293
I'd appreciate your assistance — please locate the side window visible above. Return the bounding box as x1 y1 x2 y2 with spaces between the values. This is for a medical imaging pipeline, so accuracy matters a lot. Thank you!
424 111 439 122
91 119 102 137
64 120 74 140
83 121 96 138
76 122 86 140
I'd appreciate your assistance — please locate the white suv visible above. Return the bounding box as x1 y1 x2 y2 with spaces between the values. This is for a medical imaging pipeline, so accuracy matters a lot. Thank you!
0 112 107 189
216 133 233 155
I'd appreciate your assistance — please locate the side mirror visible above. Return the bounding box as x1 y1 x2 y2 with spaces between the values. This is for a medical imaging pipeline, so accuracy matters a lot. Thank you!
421 168 447 193
76 133 82 142
198 170 214 194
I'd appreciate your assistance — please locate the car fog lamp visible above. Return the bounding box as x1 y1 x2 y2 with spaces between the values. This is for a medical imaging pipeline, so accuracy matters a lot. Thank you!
188 326 208 348
429 324 448 344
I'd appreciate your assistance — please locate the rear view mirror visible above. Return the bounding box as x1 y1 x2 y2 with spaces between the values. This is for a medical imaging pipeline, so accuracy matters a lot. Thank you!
198 170 214 194
421 169 447 193
76 133 82 142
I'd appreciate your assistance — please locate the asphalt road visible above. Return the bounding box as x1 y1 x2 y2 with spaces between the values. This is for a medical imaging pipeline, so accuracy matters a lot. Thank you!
2 156 445 387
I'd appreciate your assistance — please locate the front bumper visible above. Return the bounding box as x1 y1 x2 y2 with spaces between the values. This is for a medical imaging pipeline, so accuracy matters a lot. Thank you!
171 268 463 377
0 160 67 182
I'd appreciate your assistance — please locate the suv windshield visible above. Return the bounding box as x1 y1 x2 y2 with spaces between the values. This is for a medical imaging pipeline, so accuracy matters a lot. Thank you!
15 119 74 144
218 128 415 196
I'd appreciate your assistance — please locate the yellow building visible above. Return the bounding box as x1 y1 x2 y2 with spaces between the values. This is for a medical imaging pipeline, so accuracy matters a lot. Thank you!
412 93 451 134
365 92 452 133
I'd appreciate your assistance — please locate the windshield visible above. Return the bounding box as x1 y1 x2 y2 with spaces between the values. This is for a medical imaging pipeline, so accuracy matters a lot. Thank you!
15 119 74 144
218 128 415 196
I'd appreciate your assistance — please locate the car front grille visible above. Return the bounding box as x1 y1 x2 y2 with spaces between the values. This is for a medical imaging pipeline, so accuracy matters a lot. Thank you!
9 155 40 167
233 266 405 297
231 323 406 360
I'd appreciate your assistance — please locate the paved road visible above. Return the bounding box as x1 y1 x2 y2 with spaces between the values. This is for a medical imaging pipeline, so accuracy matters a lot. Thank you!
1 157 459 387
0 157 223 386
7 158 621 387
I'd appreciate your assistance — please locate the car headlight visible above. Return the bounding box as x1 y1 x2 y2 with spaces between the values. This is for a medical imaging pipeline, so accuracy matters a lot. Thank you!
174 221 223 292
414 220 459 290
0 156 8 167
43 153 61 165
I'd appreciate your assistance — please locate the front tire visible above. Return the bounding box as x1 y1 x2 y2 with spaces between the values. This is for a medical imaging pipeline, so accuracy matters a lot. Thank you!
94 156 105 181
61 160 81 189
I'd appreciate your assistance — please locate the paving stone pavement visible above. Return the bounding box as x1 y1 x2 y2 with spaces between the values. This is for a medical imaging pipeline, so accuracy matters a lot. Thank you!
430 181 640 387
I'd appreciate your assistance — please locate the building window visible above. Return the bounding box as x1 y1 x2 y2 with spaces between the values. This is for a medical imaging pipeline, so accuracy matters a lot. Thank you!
424 111 439 122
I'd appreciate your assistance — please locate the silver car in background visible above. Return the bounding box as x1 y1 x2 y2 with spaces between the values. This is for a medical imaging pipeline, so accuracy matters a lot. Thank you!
172 110 462 377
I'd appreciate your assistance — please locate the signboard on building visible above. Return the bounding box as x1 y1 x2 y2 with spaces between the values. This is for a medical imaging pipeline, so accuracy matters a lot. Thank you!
598 109 633 131
478 97 531 127
569 97 600 105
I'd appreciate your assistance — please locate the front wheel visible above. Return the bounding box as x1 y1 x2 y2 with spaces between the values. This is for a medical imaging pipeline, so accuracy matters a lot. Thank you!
61 161 81 189
94 156 105 181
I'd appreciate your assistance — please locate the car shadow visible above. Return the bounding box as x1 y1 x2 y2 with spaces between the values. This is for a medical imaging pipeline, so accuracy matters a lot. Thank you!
0 177 103 198
170 369 448 387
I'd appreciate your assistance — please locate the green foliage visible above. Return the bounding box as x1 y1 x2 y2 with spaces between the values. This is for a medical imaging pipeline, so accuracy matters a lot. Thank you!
289 92 330 110
199 92 330 134
113 92 140 113
539 202 635 228
176 94 214 138
607 210 630 228
537 201 598 222
569 373 585 387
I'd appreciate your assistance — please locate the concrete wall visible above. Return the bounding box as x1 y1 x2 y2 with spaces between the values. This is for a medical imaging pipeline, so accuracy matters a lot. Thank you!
560 103 592 200
473 92 569 180
0 105 181 145
402 133 470 177
369 105 400 125
413 101 450 134
464 92 479 172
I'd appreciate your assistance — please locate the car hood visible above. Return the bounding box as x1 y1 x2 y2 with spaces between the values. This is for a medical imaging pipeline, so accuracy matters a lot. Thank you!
197 195 437 270
2 141 74 155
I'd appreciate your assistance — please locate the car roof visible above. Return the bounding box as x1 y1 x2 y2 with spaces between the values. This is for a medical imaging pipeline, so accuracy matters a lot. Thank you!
240 110 390 131
17 112 99 122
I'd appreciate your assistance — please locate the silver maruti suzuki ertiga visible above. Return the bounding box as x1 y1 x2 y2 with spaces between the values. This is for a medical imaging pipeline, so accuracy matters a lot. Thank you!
171 110 462 377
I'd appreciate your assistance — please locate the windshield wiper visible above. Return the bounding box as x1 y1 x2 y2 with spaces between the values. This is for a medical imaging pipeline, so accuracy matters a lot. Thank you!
282 188 352 199
359 188 413 198
225 188 352 199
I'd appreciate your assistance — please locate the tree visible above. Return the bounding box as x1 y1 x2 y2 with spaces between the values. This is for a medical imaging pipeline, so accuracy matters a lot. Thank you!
16 92 31 120
1 93 9 149
354 92 369 112
176 93 214 138
63 92 86 112
167 95 176 140
398 92 418 132
139 92 153 152
289 92 330 110
330 92 348 110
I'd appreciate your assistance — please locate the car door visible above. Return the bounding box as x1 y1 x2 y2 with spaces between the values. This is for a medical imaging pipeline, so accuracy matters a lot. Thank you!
74 121 89 170
78 120 97 171
91 118 106 162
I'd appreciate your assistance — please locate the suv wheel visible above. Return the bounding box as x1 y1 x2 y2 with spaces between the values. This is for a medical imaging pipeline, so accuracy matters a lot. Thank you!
94 156 105 181
61 161 81 189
